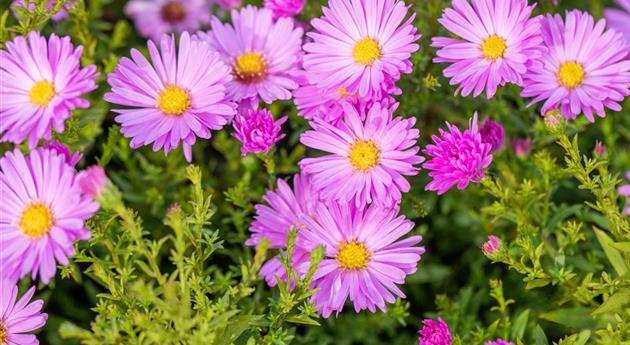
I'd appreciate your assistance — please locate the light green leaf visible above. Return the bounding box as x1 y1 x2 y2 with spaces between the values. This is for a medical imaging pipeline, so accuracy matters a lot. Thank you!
593 227 628 276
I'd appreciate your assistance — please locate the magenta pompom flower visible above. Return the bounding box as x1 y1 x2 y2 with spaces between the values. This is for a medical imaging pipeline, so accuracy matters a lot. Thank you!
264 0 305 19
423 113 493 195
521 11 630 122
124 0 210 40
479 119 505 153
299 203 424 317
620 171 630 215
418 318 452 345
432 0 543 99
246 173 320 286
200 6 303 104
300 102 423 206
605 0 630 44
0 280 48 345
0 148 99 284
0 32 98 147
232 108 287 155
105 32 235 162
11 0 75 21
481 235 501 256
485 340 515 345
302 0 420 99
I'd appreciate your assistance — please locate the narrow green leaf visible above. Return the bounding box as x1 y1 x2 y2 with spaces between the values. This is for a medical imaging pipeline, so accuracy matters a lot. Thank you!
593 227 628 276
510 309 530 340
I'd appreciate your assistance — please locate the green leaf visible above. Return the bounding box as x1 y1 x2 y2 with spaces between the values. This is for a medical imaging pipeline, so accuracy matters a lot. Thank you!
574 330 591 345
511 309 530 340
214 315 263 345
286 315 321 326
534 325 549 345
539 307 597 329
610 242 630 254
526 278 551 289
593 227 628 276
592 289 630 315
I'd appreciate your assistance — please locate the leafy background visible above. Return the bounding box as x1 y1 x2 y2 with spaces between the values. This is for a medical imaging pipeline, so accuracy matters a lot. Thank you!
1 0 629 344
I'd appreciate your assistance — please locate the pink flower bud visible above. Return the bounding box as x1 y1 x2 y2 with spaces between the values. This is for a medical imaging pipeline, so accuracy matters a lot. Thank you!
481 235 501 255
77 165 108 198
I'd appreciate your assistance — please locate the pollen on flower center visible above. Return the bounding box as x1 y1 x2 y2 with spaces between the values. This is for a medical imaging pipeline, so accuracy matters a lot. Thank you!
353 38 381 66
337 241 371 270
160 1 186 23
481 35 507 60
157 85 191 115
338 86 351 97
348 140 380 171
233 52 268 83
0 320 7 344
29 80 56 107
19 202 54 238
557 62 584 89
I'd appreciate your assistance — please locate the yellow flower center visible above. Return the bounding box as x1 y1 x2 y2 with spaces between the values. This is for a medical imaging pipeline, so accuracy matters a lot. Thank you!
348 140 380 172
353 38 381 66
19 202 54 238
157 85 191 115
481 35 507 60
557 62 584 89
0 320 7 345
337 241 371 270
233 52 268 83
29 80 56 107
160 1 186 23
338 86 351 97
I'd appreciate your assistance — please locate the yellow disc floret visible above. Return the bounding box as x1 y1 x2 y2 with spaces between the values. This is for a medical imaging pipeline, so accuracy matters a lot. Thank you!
481 35 507 61
20 202 54 238
348 140 380 172
557 62 585 89
157 85 191 115
353 38 382 66
337 241 371 270
29 80 56 107
233 52 268 83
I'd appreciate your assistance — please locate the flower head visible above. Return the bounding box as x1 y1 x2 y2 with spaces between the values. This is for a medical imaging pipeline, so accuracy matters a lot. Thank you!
264 0 305 19
199 6 303 104
594 141 606 156
215 0 241 10
485 340 515 345
0 148 99 283
521 11 630 122
302 0 420 99
77 165 108 199
232 109 287 155
511 137 533 157
1 32 98 147
418 318 452 345
620 171 630 215
299 102 424 206
481 235 501 256
479 119 505 153
105 32 235 162
124 0 210 40
299 203 424 317
605 0 630 44
432 0 544 98
0 280 48 345
423 113 493 195
44 140 83 167
11 0 75 21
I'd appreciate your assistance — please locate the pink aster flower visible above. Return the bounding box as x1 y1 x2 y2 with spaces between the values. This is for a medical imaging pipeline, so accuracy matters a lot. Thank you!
215 0 241 10
418 318 452 345
299 203 424 317
77 165 108 199
521 11 630 122
232 108 287 155
620 171 630 215
11 0 75 21
43 140 83 167
264 0 305 19
302 0 420 99
0 32 98 147
511 137 533 157
0 148 99 284
199 6 303 104
432 0 544 99
485 340 515 345
423 113 493 195
300 102 424 206
479 119 505 153
105 32 235 162
605 0 630 44
594 140 606 156
481 235 501 256
0 280 48 345
124 0 210 40
246 173 320 286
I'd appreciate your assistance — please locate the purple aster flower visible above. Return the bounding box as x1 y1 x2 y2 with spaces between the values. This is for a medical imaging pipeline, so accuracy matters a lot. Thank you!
418 318 452 345
0 280 48 345
77 165 109 199
215 0 241 10
423 113 493 195
11 0 75 21
521 10 630 122
479 119 505 153
302 0 420 100
247 173 320 286
300 102 424 207
232 108 287 155
511 137 533 157
605 0 630 44
620 171 630 215
124 0 210 40
485 340 515 345
298 202 424 317
0 32 98 147
43 140 83 167
198 6 303 104
0 148 99 284
481 235 501 256
432 0 544 99
105 32 235 162
264 0 305 19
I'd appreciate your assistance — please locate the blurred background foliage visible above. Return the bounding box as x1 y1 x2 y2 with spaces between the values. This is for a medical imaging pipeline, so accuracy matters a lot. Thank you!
1 0 630 344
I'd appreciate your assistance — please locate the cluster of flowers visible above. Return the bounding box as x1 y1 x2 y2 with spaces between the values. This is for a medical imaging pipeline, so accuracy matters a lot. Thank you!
418 317 513 345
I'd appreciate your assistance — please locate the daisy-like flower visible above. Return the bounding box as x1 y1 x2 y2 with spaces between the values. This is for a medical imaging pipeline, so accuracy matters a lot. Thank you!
511 137 533 157
605 0 630 44
619 171 630 215
300 102 423 206
124 0 210 40
0 148 99 284
216 0 241 10
432 0 543 99
418 318 452 345
0 280 48 345
298 202 424 317
43 140 83 167
0 32 98 147
264 0 305 19
232 108 287 155
302 0 420 99
246 173 320 287
199 6 303 104
485 340 515 345
11 0 75 21
77 165 109 199
105 32 235 162
479 119 505 153
521 11 630 122
423 113 493 195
